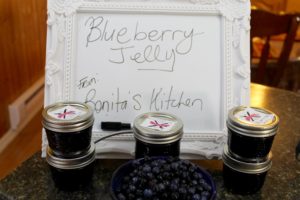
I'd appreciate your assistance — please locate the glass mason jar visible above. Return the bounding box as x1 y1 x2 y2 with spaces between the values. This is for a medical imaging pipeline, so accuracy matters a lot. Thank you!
133 112 183 158
227 106 279 162
42 102 94 157
46 143 96 191
222 145 272 194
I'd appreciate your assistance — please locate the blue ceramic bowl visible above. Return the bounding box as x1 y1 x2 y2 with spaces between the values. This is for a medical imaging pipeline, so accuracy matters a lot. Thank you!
110 157 217 200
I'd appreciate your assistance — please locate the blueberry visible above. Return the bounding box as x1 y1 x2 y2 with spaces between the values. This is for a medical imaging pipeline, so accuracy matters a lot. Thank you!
162 192 168 198
201 191 210 196
163 164 171 171
201 195 208 200
192 194 201 200
199 178 206 185
132 159 140 167
163 172 171 178
128 193 135 200
172 178 180 184
196 186 204 192
179 187 187 195
151 160 160 167
143 165 151 173
148 179 157 188
157 159 167 165
156 183 166 192
137 170 143 177
171 192 180 199
140 178 147 186
132 177 138 184
171 162 179 170
202 182 212 191
170 182 178 191
143 188 153 198
189 165 197 173
117 193 126 200
144 156 151 162
152 166 160 174
188 187 196 194
181 171 188 179
128 185 136 192
136 189 143 196
146 172 154 179
193 172 202 180
198 172 203 179
192 180 198 186
163 180 170 188
182 160 190 166
157 175 163 181
180 165 188 171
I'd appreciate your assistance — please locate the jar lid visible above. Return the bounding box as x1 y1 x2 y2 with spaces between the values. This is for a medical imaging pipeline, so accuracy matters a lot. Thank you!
46 143 95 170
42 102 94 132
227 106 279 137
133 112 183 144
222 145 272 174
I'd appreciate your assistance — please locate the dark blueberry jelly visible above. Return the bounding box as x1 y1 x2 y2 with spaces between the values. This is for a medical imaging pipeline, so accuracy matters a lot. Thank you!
133 112 183 159
223 163 268 194
49 161 95 191
135 138 180 158
42 102 94 157
46 126 92 157
222 145 272 195
46 144 95 191
227 128 275 161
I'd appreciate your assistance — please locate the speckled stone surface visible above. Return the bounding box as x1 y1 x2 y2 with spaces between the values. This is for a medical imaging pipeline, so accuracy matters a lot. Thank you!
0 84 300 200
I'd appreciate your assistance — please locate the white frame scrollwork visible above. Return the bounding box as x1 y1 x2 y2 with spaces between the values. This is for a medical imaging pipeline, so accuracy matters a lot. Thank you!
43 0 251 159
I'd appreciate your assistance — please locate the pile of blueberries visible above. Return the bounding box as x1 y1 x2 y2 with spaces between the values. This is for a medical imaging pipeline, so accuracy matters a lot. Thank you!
115 157 213 200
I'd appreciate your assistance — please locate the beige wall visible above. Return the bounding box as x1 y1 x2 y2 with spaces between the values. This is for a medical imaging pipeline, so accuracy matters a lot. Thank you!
286 0 300 12
252 0 287 12
252 0 300 12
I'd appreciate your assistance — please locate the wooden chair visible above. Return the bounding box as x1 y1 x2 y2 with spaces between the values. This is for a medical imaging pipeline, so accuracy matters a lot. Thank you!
250 8 300 87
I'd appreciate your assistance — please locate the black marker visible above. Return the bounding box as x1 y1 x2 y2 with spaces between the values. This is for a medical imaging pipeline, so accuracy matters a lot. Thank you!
101 121 131 131
296 140 300 161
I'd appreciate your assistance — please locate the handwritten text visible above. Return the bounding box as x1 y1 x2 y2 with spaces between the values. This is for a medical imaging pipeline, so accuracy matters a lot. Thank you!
84 16 204 71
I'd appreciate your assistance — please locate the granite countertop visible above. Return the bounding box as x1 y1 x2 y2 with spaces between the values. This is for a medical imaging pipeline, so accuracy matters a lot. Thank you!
0 84 300 200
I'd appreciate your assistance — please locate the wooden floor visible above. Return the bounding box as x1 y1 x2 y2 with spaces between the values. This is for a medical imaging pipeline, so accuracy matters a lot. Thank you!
0 110 42 180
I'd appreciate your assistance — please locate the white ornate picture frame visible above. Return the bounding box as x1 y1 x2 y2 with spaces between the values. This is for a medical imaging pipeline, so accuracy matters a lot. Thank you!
43 0 251 159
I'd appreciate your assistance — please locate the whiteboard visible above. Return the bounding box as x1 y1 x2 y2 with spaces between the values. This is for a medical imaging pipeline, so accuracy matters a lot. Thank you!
44 0 251 159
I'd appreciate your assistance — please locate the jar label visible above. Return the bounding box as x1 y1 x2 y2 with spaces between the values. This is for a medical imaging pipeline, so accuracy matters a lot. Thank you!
47 105 86 120
140 117 176 132
235 107 274 125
